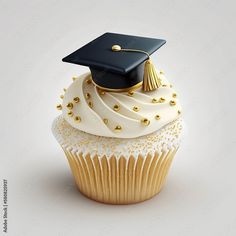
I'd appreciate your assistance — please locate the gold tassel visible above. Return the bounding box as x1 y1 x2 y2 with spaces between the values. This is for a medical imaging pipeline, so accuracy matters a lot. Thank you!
143 59 162 92
111 45 162 92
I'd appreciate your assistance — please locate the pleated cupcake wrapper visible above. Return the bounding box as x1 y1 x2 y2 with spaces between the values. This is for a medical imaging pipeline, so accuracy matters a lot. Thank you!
62 146 178 204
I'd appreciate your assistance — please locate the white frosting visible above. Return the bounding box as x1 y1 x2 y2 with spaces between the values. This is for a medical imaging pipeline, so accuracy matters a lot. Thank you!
52 115 183 159
61 72 182 138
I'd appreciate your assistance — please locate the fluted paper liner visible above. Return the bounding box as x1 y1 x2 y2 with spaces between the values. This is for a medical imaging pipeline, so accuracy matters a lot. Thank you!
63 147 178 204
52 116 183 204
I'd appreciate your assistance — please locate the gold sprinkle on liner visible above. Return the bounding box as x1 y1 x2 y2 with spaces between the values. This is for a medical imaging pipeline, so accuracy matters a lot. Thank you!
63 88 67 92
162 84 167 87
68 111 73 117
113 104 120 111
178 110 181 115
86 78 92 84
114 125 122 132
127 91 134 96
103 118 108 124
159 97 165 103
160 70 164 74
152 98 158 103
170 84 173 88
172 93 177 98
60 95 64 99
73 97 80 103
133 106 140 112
86 93 91 99
66 102 73 110
155 115 161 120
88 101 93 108
56 104 62 110
72 76 78 81
169 100 176 106
74 116 81 123
141 118 150 126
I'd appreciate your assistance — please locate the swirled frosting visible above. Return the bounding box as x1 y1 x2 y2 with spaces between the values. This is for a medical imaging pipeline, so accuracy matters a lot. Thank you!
61 72 182 138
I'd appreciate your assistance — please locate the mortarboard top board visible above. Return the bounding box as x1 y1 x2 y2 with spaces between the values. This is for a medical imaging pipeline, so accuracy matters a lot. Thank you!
62 32 166 92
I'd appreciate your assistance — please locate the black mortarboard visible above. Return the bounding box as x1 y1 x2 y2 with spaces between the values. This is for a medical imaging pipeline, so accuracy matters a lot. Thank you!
62 32 166 92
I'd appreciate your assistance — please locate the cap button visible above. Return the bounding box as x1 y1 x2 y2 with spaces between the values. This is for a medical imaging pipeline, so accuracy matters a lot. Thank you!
112 45 121 51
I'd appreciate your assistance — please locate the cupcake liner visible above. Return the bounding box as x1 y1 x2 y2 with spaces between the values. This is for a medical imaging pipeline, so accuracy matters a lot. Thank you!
62 147 178 204
52 116 183 204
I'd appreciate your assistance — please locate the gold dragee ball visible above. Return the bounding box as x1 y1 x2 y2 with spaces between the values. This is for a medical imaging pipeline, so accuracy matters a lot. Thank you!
169 100 176 106
74 116 81 123
152 98 158 103
112 45 121 52
86 93 91 99
159 97 165 103
155 115 161 120
141 118 150 126
113 104 120 111
68 111 73 117
103 118 108 124
133 106 140 112
56 104 62 110
127 91 134 96
88 101 93 108
86 78 92 84
67 102 73 110
114 125 122 132
73 97 80 103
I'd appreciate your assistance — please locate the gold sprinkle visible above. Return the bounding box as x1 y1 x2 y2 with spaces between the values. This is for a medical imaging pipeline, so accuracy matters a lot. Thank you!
86 78 92 84
178 110 181 115
103 118 108 124
141 118 150 126
114 125 122 132
74 116 81 123
162 84 167 87
73 97 80 103
133 106 140 112
113 104 120 111
155 115 161 120
66 102 73 110
160 70 164 74
170 84 173 88
63 88 67 92
68 111 73 117
60 95 64 99
127 91 134 96
152 98 158 103
172 93 177 98
88 101 93 108
159 97 165 103
72 76 78 81
86 93 91 99
56 104 62 110
170 100 176 106
98 89 106 95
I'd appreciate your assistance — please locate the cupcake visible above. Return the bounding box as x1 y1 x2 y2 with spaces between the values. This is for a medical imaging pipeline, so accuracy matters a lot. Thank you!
52 33 183 204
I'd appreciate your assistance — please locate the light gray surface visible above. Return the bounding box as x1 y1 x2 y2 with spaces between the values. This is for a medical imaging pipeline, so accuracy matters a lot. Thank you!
1 0 236 235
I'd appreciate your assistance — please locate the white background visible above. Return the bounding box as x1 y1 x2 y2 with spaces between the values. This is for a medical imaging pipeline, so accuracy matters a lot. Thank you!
1 0 236 235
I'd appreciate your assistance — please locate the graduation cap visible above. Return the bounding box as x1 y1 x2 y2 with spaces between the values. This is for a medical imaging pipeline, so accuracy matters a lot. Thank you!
62 32 166 92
